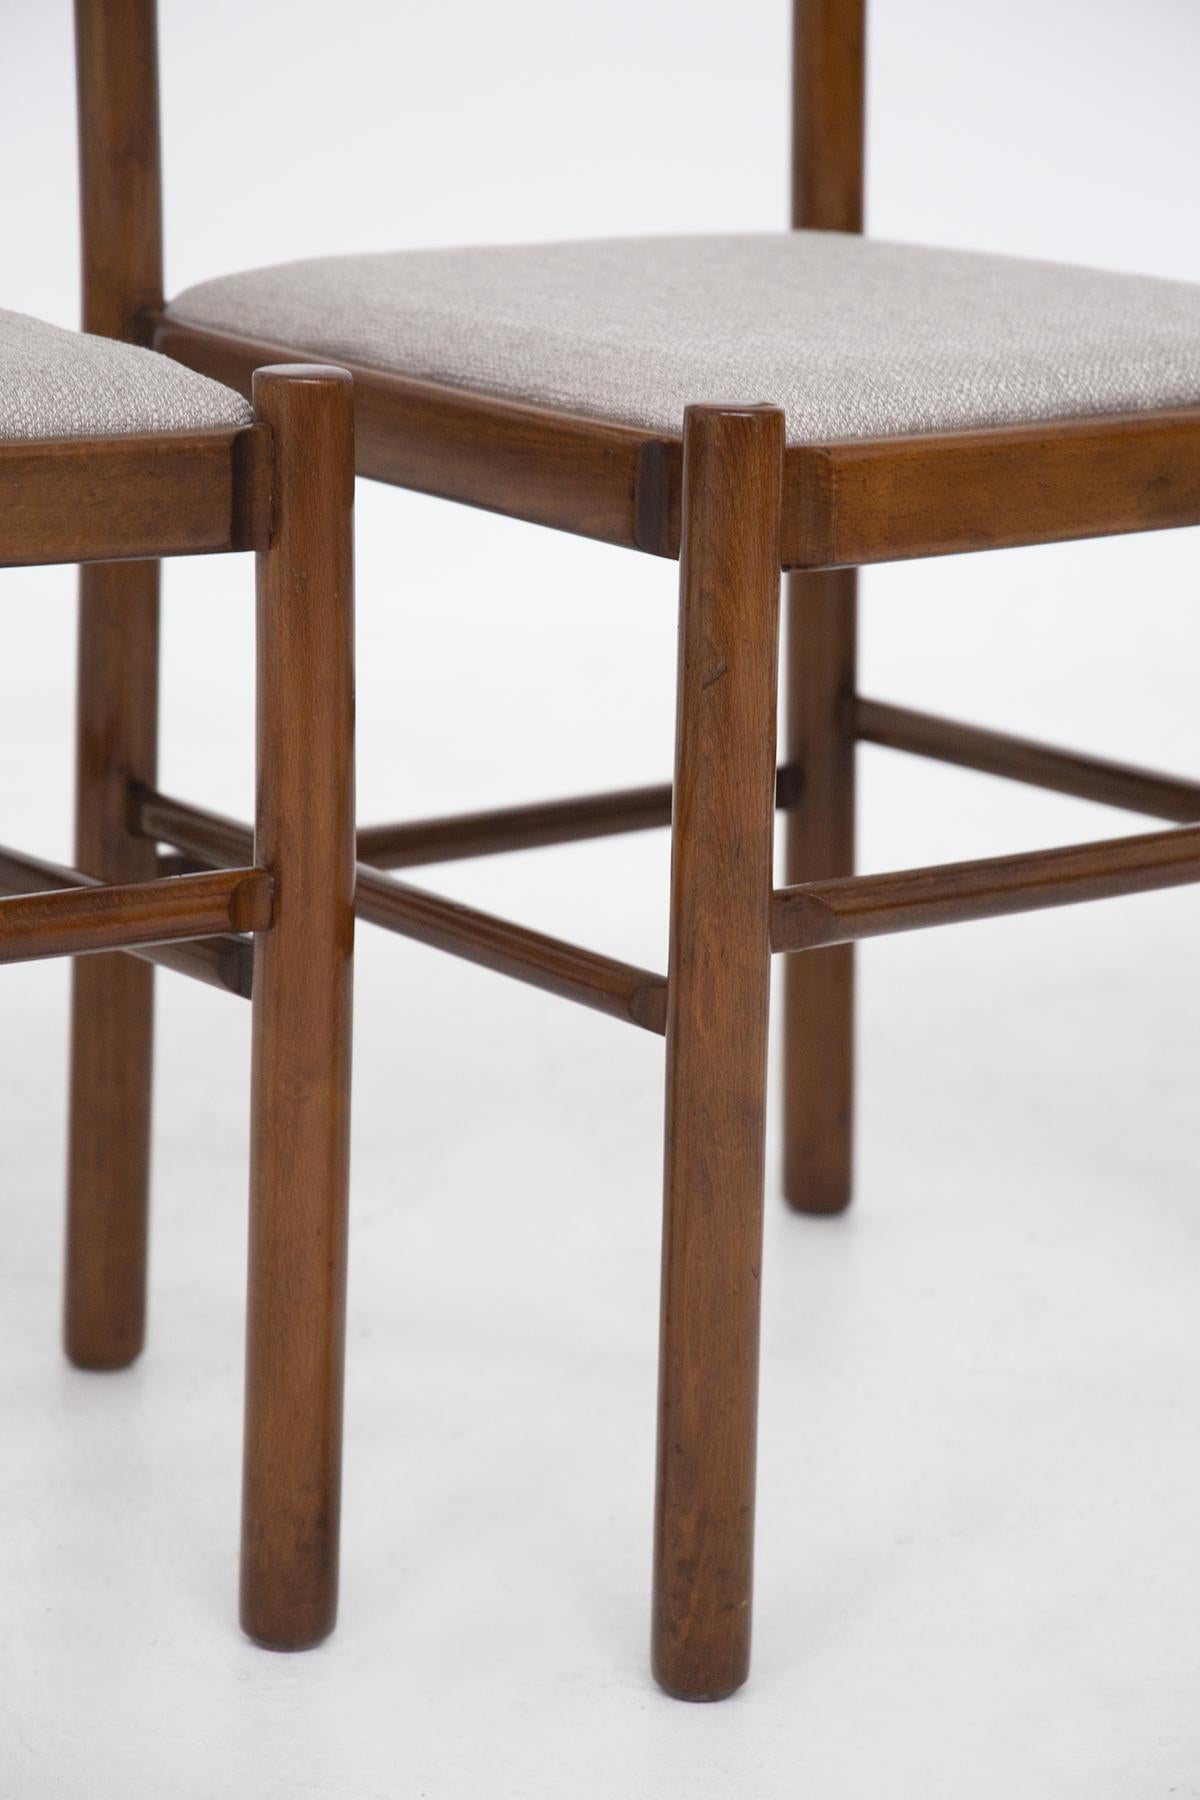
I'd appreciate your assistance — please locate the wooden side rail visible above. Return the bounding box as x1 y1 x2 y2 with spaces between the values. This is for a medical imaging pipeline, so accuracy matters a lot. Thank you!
0 427 272 569
780 408 1200 570
355 869 668 1033
0 855 271 965
0 844 252 995
772 825 1200 952
359 781 676 869
358 764 805 870
151 315 658 555
856 697 1200 822
134 789 249 868
134 790 669 1033
355 710 1200 877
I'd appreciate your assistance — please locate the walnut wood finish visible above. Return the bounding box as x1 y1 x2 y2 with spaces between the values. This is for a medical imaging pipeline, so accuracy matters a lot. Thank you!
653 407 785 1701
781 409 1200 569
856 698 1200 822
133 789 262 868
3 255 354 1683
135 788 669 1034
71 35 365 1671
792 0 866 234
0 429 272 569
772 824 1200 951
782 1 865 1216
638 411 1200 576
152 315 656 553
148 323 1200 574
65 558 161 1370
358 781 677 868
352 872 665 1033
0 844 252 995
782 574 857 1214
139 702 1200 1005
240 367 356 1651
0 863 268 963
357 763 805 869
74 0 162 342
66 0 169 1375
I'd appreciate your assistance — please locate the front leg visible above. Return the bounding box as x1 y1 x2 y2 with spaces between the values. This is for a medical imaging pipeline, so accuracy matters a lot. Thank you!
653 404 785 1700
241 366 356 1650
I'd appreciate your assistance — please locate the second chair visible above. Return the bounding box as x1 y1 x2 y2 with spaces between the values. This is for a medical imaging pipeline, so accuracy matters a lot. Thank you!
1 310 355 1645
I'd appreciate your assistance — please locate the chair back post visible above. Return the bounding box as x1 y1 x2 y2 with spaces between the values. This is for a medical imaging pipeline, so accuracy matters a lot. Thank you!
792 0 867 233
74 0 163 340
784 3 866 1223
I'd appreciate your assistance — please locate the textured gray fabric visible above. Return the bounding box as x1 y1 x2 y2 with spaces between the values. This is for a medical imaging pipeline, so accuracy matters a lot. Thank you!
0 308 252 441
168 232 1200 445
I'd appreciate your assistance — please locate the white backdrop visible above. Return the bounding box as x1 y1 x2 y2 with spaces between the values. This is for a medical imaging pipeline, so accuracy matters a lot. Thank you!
3 3 1200 1796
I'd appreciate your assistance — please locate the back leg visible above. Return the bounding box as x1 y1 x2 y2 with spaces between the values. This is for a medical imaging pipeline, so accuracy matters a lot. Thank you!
781 568 856 1216
65 558 160 1369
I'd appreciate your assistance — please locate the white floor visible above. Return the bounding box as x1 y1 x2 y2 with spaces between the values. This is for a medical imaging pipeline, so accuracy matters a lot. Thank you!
5 744 1200 1798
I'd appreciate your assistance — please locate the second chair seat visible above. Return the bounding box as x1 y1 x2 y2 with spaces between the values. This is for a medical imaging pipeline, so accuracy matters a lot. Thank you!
165 230 1200 443
0 306 250 439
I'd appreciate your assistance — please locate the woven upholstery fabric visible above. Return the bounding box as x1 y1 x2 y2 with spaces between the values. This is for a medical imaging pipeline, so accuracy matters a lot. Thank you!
168 232 1200 445
0 308 252 441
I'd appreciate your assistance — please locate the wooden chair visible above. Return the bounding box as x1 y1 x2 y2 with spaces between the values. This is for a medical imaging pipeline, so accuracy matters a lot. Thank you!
75 0 1200 1698
1 307 356 1650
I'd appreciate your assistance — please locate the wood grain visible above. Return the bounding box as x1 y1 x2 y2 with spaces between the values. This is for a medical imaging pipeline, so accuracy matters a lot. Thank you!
0 865 269 962
782 410 1200 569
653 406 785 1701
792 0 867 233
856 698 1200 822
135 788 669 1033
147 345 1200 580
66 0 169 1374
0 429 272 569
782 2 865 1217
772 826 1200 950
357 764 806 869
782 572 857 1214
74 0 162 341
241 367 357 1652
151 315 654 553
353 873 668 1034
0 843 251 995
358 782 677 868
65 558 161 1371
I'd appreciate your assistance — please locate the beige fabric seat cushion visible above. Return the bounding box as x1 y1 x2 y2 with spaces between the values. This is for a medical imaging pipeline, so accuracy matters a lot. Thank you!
0 308 252 441
168 231 1200 446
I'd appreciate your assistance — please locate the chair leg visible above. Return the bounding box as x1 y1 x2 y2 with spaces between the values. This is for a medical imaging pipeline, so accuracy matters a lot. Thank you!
65 560 160 1370
781 569 857 1215
652 404 785 1701
240 366 356 1650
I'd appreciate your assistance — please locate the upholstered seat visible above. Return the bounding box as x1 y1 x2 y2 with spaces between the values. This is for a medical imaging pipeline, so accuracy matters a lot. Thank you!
0 307 252 441
167 231 1200 446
